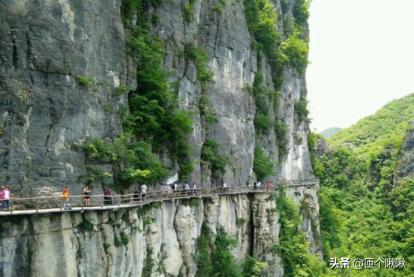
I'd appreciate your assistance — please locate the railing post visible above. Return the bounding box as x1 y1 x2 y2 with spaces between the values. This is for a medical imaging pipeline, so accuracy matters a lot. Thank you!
36 197 39 213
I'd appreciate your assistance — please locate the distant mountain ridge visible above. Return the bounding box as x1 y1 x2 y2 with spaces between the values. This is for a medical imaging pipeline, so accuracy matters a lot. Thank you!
328 93 414 157
320 127 341 138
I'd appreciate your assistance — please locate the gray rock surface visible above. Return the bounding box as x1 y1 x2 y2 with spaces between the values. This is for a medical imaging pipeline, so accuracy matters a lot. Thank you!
0 0 322 276
0 0 129 196
0 194 256 276
396 123 414 179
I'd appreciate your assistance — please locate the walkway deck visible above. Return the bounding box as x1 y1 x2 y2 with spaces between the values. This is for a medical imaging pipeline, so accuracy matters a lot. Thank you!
0 179 318 216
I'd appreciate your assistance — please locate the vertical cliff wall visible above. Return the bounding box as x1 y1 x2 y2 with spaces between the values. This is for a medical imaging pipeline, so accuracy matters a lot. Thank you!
0 0 322 276
0 0 313 194
0 0 130 195
0 191 320 277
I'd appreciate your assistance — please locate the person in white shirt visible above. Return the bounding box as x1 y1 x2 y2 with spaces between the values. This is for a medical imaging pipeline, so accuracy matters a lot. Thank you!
141 184 148 199
222 182 228 192
184 182 190 194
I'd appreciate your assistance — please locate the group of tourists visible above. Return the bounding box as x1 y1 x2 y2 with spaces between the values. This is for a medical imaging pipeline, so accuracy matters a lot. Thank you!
2 181 265 212
253 181 273 190
170 182 198 194
0 186 10 210
61 185 114 210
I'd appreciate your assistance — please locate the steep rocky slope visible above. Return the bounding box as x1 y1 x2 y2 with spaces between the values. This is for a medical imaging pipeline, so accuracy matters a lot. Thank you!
0 0 313 194
0 0 320 276
0 190 320 277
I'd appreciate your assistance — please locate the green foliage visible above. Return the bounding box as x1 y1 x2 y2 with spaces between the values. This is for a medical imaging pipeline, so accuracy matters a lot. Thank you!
280 31 309 74
274 119 288 154
183 42 213 89
236 218 247 226
211 227 242 277
316 147 410 276
293 0 310 27
195 224 214 276
120 231 129 245
253 146 273 181
182 0 196 23
196 225 242 277
142 246 155 277
76 76 94 87
241 256 266 277
201 139 228 178
254 113 273 133
252 71 276 133
244 0 283 88
199 95 218 124
181 198 201 207
294 97 310 123
275 191 327 277
113 84 129 96
78 218 94 232
86 0 195 187
329 93 414 159
84 135 167 187
320 127 342 139
212 0 226 14
314 96 414 275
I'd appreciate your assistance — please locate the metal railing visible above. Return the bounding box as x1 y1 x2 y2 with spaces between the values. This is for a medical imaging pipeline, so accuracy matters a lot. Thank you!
0 179 318 216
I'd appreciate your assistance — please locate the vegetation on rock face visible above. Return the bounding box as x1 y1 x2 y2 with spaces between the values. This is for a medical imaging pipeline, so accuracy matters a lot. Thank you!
280 32 309 74
245 0 309 180
294 96 310 123
195 224 266 276
253 146 273 181
76 75 94 87
84 0 194 189
275 191 327 277
201 139 228 179
244 0 309 88
312 94 414 276
244 0 283 88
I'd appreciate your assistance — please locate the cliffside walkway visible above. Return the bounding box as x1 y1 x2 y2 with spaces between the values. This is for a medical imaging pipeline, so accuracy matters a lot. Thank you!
0 179 318 216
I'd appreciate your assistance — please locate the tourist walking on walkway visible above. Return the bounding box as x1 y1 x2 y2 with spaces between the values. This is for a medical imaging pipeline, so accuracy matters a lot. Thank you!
184 182 190 195
141 184 148 200
192 183 197 194
104 187 113 205
62 186 71 210
2 186 10 210
83 185 92 206
222 182 228 192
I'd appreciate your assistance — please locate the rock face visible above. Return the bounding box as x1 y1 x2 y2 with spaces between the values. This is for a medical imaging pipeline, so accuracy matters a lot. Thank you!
0 0 313 193
396 123 414 179
0 0 322 276
0 192 321 277
0 0 129 195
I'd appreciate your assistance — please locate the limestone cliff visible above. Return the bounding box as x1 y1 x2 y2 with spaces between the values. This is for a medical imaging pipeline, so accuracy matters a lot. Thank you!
1 191 321 277
0 0 321 276
0 0 313 194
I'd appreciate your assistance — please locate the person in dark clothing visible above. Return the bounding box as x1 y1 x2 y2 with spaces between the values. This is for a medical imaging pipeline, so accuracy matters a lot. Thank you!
104 187 113 205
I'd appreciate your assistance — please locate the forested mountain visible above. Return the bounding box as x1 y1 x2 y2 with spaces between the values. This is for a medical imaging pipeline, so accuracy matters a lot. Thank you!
320 127 341 138
312 93 414 276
